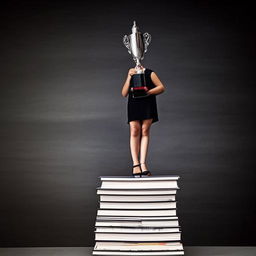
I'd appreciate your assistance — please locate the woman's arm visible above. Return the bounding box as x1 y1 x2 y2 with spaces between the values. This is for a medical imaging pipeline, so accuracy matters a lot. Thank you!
121 68 136 97
147 71 166 95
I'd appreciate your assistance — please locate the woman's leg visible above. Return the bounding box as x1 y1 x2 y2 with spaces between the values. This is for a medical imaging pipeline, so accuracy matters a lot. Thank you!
140 118 153 172
129 120 142 174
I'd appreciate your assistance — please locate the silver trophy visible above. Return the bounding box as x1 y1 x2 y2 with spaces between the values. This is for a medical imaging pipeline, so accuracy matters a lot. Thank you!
123 21 151 98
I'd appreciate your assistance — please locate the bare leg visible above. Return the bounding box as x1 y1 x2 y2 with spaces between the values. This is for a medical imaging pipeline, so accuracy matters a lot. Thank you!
129 120 142 174
140 118 153 172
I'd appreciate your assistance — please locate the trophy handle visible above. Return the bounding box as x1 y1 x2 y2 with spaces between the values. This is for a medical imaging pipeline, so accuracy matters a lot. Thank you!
143 32 151 54
123 35 131 54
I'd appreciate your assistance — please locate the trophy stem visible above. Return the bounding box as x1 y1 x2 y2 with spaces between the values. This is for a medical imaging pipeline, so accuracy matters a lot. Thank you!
135 59 144 74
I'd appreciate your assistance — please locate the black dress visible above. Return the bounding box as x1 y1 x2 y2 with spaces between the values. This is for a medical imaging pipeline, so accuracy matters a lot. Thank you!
127 68 159 124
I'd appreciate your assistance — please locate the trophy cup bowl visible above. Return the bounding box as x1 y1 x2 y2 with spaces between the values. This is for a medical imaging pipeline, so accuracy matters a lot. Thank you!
123 21 151 98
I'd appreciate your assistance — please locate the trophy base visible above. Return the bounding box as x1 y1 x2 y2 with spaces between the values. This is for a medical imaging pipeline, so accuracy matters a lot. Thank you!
131 90 149 98
130 73 149 98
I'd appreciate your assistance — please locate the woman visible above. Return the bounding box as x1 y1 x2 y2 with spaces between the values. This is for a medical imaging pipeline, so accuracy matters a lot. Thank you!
121 66 165 177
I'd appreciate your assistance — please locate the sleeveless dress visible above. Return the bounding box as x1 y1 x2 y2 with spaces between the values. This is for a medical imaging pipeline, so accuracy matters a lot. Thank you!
127 68 159 124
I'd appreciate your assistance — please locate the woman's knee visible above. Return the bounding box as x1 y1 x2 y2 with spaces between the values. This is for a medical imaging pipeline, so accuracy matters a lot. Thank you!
141 119 153 136
141 125 150 136
130 123 141 137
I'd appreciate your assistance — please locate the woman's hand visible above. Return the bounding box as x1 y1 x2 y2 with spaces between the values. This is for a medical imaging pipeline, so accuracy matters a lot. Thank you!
122 68 136 97
128 68 136 77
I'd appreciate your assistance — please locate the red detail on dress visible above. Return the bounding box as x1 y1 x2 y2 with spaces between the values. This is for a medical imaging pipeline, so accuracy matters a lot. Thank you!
133 86 148 90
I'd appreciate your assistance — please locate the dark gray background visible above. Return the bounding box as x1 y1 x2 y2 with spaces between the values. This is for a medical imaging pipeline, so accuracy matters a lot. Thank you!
0 0 255 247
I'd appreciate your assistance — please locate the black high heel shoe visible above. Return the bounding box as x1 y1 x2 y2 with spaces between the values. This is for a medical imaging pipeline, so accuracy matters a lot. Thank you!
132 163 142 178
140 163 152 176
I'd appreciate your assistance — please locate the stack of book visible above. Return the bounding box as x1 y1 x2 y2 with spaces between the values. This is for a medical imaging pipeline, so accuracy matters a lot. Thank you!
92 175 184 255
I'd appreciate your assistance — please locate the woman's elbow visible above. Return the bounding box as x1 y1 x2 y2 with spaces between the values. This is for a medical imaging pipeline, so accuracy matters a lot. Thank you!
121 91 128 97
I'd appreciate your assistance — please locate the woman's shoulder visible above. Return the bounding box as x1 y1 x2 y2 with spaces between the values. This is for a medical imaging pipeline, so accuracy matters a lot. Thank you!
145 68 154 73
